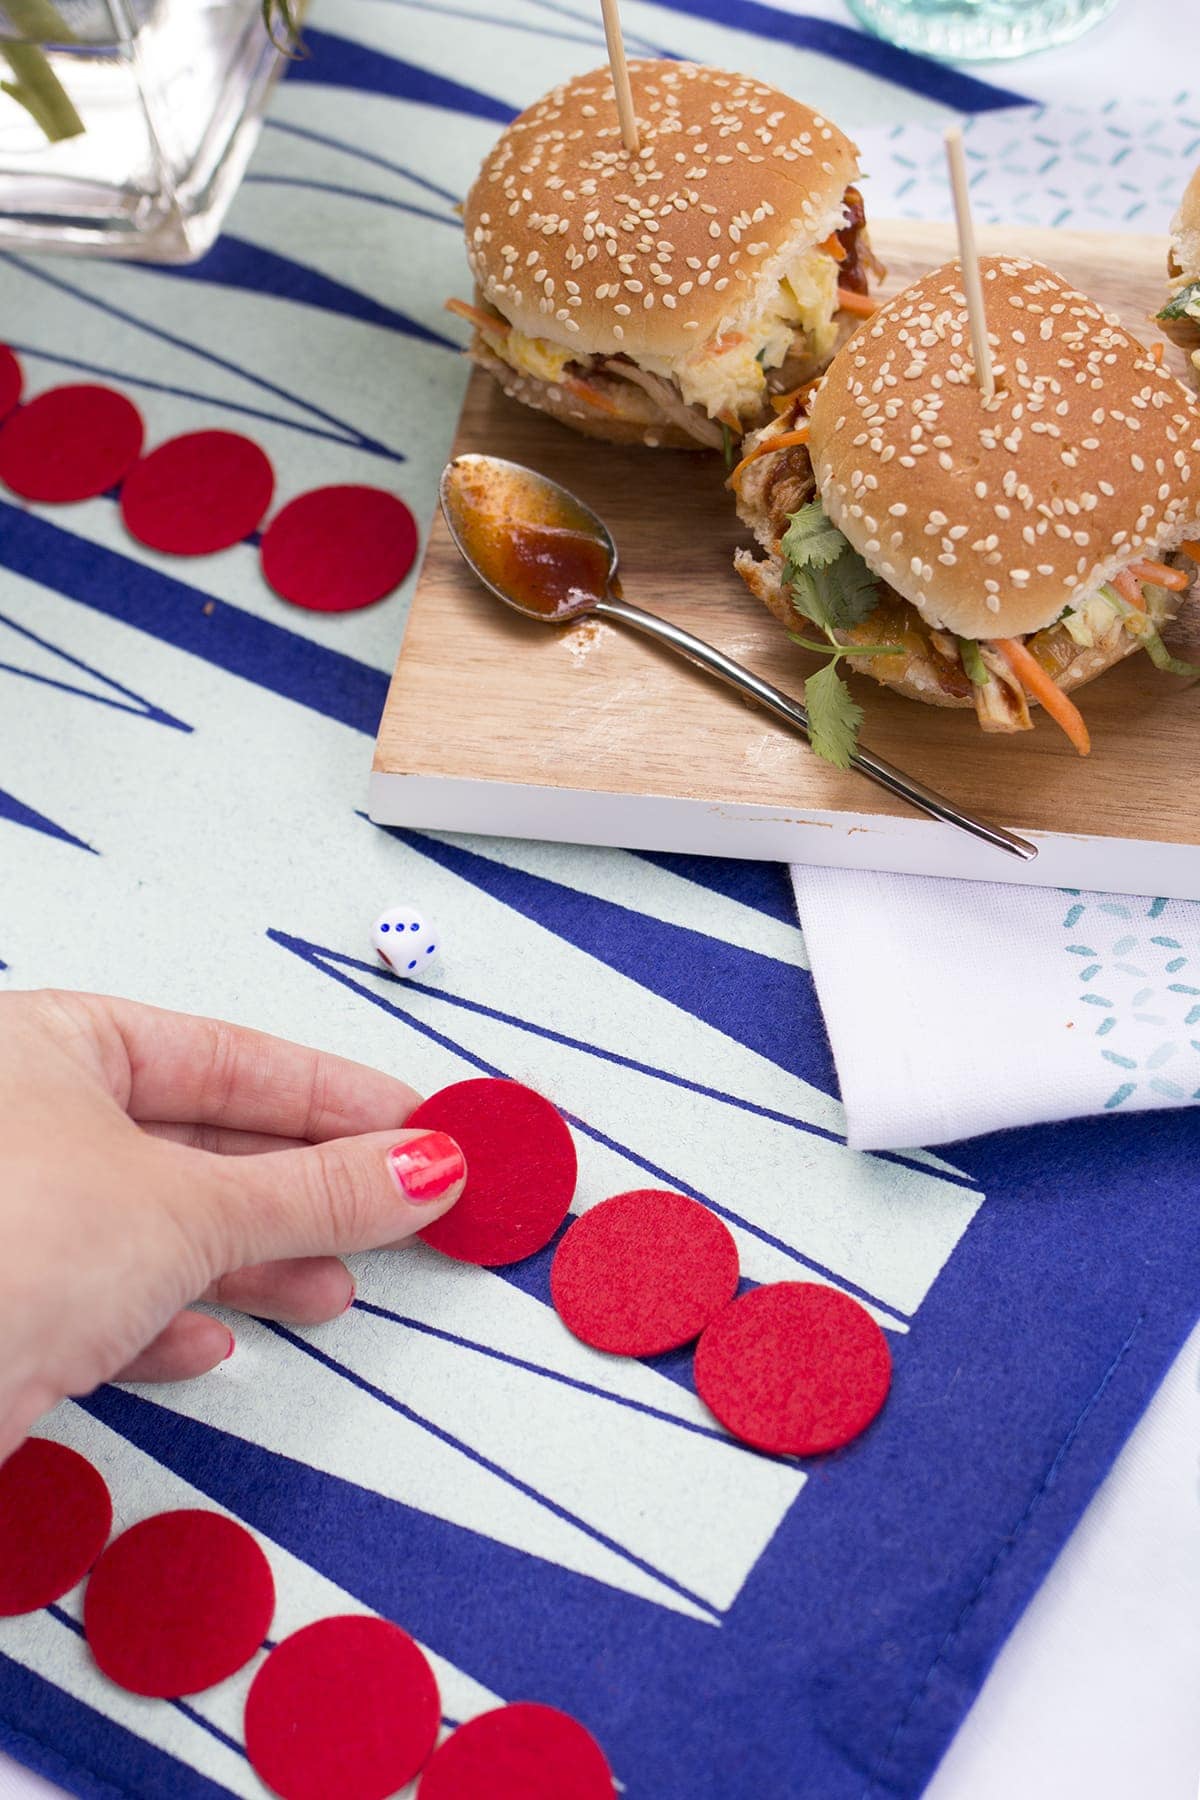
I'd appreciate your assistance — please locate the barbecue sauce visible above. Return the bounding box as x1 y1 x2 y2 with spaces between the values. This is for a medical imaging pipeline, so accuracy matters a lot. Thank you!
447 458 612 618
480 519 611 617
836 185 871 296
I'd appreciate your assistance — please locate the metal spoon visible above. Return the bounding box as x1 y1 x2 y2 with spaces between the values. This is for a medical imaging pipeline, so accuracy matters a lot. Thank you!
439 454 1037 863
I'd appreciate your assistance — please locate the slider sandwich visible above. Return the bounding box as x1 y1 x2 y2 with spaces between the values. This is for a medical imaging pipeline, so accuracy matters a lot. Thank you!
449 61 883 452
1158 164 1200 389
732 255 1200 764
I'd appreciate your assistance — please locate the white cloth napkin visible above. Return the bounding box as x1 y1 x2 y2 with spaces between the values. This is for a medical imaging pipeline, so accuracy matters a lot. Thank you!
792 867 1200 1148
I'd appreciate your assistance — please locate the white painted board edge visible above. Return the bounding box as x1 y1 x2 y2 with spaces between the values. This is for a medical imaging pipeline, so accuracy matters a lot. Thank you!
367 770 1200 898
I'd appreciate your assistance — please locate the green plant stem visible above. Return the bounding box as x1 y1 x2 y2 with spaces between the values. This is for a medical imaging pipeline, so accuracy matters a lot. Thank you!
262 0 306 54
1 0 84 144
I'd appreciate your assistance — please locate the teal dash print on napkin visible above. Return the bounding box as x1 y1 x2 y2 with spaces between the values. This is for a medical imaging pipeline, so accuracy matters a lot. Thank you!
1060 894 1200 1108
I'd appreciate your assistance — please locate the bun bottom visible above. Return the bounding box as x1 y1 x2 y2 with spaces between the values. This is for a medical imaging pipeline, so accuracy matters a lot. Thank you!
469 340 709 451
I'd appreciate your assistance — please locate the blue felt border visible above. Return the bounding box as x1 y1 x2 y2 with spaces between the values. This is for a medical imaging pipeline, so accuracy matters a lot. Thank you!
0 1658 238 1800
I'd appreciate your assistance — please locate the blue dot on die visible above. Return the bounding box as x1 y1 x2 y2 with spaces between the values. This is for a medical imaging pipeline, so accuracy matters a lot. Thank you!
408 959 417 970
426 945 435 954
380 922 390 932
410 922 419 931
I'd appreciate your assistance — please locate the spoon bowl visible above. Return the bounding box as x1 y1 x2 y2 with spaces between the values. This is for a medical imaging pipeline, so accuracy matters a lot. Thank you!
438 453 1037 862
440 454 617 624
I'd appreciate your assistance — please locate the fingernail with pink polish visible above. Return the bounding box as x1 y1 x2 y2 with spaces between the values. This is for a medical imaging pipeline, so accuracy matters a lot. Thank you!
222 1332 236 1363
388 1132 466 1204
341 1280 357 1315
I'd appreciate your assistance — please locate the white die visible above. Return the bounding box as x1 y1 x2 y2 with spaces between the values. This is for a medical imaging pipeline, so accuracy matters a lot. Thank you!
371 905 440 977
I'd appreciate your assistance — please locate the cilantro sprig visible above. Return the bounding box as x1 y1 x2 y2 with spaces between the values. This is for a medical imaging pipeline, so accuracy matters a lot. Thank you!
1157 279 1200 325
781 501 898 767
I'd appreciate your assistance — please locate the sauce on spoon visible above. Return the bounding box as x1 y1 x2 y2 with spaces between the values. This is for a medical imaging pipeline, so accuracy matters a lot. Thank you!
444 457 613 618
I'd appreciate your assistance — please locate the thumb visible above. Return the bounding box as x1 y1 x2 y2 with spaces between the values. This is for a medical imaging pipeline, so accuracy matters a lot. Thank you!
200 1128 467 1271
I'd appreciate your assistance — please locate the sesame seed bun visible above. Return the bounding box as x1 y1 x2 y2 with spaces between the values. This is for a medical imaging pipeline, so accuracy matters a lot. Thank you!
464 60 858 363
807 256 1200 640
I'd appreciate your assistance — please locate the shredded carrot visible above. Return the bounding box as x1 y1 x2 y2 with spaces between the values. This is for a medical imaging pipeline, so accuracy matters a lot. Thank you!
836 286 878 318
819 232 847 263
716 406 744 434
1180 539 1200 563
1150 340 1164 365
563 375 622 417
700 333 747 360
1130 557 1189 590
1112 569 1147 610
444 296 509 336
994 636 1091 756
727 425 810 491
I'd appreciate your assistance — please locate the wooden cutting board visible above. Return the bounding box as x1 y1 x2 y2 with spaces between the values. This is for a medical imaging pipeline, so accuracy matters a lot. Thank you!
370 220 1200 895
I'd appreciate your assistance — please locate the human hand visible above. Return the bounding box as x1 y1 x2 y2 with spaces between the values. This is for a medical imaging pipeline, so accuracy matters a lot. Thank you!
0 989 466 1462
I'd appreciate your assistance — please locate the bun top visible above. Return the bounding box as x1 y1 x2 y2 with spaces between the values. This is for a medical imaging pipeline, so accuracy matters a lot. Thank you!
463 60 858 362
808 256 1200 640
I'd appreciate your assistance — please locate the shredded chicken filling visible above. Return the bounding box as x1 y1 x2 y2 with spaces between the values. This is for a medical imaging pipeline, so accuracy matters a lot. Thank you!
738 433 1194 738
832 568 1183 731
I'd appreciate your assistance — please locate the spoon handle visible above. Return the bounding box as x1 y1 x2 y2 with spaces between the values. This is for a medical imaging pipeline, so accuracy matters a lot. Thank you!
593 594 1037 863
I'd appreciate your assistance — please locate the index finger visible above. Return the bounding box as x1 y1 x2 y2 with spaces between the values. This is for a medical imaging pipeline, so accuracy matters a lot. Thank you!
100 996 421 1141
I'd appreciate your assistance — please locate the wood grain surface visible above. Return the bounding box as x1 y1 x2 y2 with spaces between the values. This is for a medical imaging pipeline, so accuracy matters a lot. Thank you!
373 221 1200 862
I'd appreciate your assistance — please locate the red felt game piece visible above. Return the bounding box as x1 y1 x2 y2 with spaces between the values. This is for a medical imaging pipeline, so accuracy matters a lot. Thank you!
0 346 22 420
0 1438 112 1616
245 1615 440 1800
551 1189 739 1357
259 484 418 612
693 1281 892 1457
0 384 144 503
408 1078 577 1267
417 1702 614 1800
120 429 275 554
83 1509 275 1697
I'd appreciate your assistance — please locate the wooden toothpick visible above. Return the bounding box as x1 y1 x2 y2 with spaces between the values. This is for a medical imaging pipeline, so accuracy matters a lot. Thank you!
944 126 995 402
600 0 640 154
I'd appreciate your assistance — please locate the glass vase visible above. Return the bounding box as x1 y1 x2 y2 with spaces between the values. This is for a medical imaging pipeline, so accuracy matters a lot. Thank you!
845 0 1118 61
0 0 287 261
